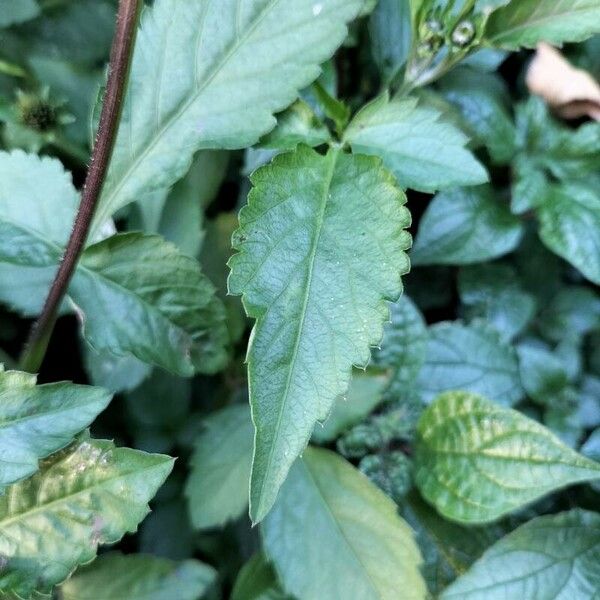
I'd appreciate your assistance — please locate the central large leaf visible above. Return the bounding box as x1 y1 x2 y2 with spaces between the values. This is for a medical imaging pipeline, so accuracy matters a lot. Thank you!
229 146 411 521
93 0 365 229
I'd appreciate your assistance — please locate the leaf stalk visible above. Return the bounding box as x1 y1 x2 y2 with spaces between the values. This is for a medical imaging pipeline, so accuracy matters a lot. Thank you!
19 0 141 373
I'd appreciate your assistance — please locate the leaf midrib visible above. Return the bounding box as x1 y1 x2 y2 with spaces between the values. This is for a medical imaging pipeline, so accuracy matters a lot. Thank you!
253 148 339 518
95 0 282 228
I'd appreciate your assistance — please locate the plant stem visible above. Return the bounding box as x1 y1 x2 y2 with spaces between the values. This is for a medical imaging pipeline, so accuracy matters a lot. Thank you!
19 0 141 373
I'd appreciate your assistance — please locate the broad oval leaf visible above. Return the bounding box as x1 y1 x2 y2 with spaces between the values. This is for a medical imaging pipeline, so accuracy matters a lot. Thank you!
59 552 216 600
441 509 600 599
262 447 426 600
0 367 111 490
0 439 174 599
485 0 600 50
416 322 523 406
415 391 600 523
73 232 228 376
93 0 365 229
344 93 488 193
411 186 524 266
228 146 411 522
185 404 254 529
537 182 600 286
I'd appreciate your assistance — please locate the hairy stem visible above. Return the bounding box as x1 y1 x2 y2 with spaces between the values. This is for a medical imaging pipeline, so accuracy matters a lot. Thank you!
19 0 141 373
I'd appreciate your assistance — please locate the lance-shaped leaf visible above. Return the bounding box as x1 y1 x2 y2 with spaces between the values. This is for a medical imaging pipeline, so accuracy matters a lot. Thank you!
485 0 600 50
229 146 411 522
344 93 488 193
185 404 254 529
441 510 600 599
0 439 174 599
415 391 600 524
72 233 228 376
0 367 111 490
262 447 426 600
59 553 216 600
93 0 365 229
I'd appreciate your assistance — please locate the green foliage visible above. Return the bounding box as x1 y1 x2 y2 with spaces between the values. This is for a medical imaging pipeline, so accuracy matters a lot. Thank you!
94 0 365 229
411 186 523 265
262 447 426 600
415 391 600 523
0 439 173 598
442 510 600 599
229 146 411 522
185 404 254 529
345 93 488 192
415 321 523 405
1 0 599 597
0 367 111 490
59 553 216 600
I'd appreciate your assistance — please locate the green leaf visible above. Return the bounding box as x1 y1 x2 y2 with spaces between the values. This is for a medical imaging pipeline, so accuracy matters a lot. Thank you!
517 344 571 407
458 264 536 341
83 346 151 394
260 100 330 151
415 391 600 524
185 404 254 529
262 447 426 600
228 146 411 522
438 67 516 164
0 150 77 315
441 510 600 599
0 0 39 28
232 553 290 600
404 492 503 596
59 553 216 600
71 232 229 376
369 0 412 83
0 438 174 598
345 94 488 193
538 287 600 343
93 0 365 229
411 186 524 266
156 151 229 257
485 0 600 49
373 295 428 388
0 367 111 489
537 182 600 285
312 371 388 443
18 0 115 65
416 322 523 406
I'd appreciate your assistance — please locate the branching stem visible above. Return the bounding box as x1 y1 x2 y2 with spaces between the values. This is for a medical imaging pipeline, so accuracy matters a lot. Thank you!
19 0 141 373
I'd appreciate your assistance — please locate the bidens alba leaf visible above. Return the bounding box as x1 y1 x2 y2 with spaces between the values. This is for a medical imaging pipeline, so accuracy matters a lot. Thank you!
262 447 426 600
93 0 366 229
415 391 600 524
344 93 488 193
442 510 600 600
229 146 411 522
0 439 174 599
0 367 111 490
